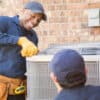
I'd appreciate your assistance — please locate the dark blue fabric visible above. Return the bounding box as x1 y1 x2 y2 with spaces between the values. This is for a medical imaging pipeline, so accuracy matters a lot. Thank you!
8 94 25 100
0 15 38 78
49 49 85 83
55 85 100 100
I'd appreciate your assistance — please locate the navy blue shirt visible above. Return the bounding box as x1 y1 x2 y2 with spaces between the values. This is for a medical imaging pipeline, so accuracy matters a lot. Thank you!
55 85 100 100
0 15 38 78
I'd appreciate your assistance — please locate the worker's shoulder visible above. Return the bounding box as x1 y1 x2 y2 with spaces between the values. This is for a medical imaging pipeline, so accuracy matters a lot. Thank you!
85 85 100 95
86 85 100 100
0 16 12 22
0 16 11 20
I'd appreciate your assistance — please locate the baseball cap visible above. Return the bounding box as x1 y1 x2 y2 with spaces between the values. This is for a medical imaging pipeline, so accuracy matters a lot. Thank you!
24 1 47 21
49 49 86 88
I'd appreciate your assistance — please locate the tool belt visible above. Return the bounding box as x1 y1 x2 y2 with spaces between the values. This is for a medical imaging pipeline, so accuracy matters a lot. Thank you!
0 75 26 100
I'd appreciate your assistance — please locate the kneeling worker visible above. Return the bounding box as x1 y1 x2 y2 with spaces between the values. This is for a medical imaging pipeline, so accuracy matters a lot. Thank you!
49 49 100 100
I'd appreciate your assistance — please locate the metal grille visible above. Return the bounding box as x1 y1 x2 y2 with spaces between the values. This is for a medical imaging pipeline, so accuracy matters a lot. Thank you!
26 60 100 100
85 61 99 85
26 62 57 100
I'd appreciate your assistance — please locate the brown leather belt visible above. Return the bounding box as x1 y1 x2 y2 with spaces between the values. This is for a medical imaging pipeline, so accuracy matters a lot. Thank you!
0 75 26 100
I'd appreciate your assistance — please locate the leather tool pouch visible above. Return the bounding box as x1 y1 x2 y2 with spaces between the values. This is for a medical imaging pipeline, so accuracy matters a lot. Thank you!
0 75 26 100
0 82 9 100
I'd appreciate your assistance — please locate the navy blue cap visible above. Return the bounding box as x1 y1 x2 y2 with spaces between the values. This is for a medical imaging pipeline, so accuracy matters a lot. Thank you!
24 1 47 21
49 49 85 85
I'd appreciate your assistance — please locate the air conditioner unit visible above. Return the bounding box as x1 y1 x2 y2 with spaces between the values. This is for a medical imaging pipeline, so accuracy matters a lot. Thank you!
26 43 100 100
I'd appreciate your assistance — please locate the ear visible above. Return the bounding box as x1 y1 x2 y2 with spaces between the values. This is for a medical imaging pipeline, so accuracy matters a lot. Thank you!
50 72 58 83
18 8 25 15
85 66 88 75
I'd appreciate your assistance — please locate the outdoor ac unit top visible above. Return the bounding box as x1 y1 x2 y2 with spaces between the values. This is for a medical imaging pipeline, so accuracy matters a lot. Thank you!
39 43 100 55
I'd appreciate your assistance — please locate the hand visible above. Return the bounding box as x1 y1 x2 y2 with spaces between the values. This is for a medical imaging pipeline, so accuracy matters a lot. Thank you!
17 37 38 57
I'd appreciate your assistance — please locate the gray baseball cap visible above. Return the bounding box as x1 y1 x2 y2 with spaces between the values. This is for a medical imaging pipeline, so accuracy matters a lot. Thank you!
49 49 86 88
24 1 47 21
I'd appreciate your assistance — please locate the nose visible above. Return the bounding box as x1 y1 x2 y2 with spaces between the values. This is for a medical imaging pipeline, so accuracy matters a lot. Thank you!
29 18 40 28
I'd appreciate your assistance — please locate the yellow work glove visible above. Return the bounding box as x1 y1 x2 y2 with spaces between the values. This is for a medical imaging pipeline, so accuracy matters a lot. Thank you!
17 37 38 57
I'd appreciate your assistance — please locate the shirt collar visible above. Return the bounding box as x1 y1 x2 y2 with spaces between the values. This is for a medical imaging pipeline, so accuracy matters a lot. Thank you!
12 15 20 25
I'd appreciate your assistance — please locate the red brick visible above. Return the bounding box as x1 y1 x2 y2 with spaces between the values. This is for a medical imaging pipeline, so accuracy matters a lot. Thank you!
47 5 55 11
58 36 80 43
59 23 68 32
41 0 52 4
50 11 67 17
52 0 63 4
88 3 100 8
67 3 88 10
90 28 100 35
49 17 68 23
67 0 86 3
42 0 63 4
94 36 100 41
80 36 90 42
67 10 85 17
55 5 67 10
88 0 100 3
68 16 82 23
67 23 82 29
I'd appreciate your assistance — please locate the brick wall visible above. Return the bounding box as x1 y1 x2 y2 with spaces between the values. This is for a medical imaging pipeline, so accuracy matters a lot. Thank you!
0 0 100 51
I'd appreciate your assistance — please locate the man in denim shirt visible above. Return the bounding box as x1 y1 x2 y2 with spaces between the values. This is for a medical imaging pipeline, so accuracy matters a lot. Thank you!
0 1 47 100
49 49 100 100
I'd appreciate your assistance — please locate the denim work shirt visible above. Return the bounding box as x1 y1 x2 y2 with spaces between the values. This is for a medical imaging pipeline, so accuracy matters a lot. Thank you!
0 15 38 78
55 85 100 100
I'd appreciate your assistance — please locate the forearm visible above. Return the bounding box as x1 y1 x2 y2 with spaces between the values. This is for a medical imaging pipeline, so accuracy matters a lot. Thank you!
0 32 19 45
